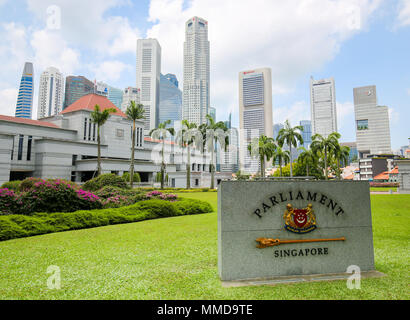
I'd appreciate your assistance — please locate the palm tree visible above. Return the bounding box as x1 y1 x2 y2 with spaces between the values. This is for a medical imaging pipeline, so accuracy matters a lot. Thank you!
202 115 229 189
90 104 117 176
310 132 341 180
182 120 202 189
334 145 350 179
298 147 317 177
248 135 276 178
126 101 145 188
276 120 304 177
272 145 290 177
150 120 175 189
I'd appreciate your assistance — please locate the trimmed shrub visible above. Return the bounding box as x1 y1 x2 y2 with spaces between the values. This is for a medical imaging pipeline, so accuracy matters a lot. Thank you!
369 182 399 188
82 173 129 191
1 181 21 191
174 198 214 215
122 172 141 184
0 196 213 241
131 199 179 217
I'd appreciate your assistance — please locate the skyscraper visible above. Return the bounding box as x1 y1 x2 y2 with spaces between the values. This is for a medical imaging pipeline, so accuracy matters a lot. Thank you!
353 85 391 158
136 38 161 132
183 16 210 126
159 74 182 127
121 87 140 112
37 67 64 119
15 62 34 119
164 74 179 88
299 120 312 149
239 68 273 174
209 107 216 122
64 76 95 109
310 77 337 137
107 86 123 109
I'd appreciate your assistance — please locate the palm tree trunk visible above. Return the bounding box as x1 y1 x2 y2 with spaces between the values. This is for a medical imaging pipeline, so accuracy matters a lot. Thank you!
280 159 282 177
289 145 293 177
306 163 309 177
97 125 101 176
260 156 265 178
130 121 136 188
187 145 191 189
210 145 215 189
161 140 165 189
325 148 328 180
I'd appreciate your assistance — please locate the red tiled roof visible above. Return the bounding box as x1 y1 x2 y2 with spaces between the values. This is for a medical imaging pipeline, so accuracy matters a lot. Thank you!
344 174 354 180
389 167 398 174
144 137 176 145
61 94 126 117
374 172 389 181
0 115 60 128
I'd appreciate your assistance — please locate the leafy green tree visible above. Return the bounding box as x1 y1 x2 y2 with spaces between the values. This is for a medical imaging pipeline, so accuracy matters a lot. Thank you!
200 115 229 189
272 145 290 177
297 147 317 177
248 135 276 178
276 120 304 177
90 104 117 176
333 145 350 179
310 132 341 180
126 101 145 188
150 120 175 189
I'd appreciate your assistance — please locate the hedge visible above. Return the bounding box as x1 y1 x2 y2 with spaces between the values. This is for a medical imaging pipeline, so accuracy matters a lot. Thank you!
0 197 213 241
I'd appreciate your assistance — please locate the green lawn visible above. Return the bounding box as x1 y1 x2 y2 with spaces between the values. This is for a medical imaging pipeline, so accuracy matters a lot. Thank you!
0 192 409 300
370 187 398 192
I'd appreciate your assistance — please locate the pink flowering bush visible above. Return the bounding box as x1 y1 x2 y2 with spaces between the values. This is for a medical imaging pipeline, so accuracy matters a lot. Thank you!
0 179 102 215
146 191 178 202
0 188 21 215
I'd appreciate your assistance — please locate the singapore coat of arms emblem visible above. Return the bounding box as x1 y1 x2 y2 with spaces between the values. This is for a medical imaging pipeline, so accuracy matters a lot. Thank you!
283 203 317 234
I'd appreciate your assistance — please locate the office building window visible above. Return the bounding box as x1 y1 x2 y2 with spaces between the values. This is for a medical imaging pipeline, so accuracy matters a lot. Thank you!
17 135 24 161
84 118 87 140
357 120 369 131
27 136 32 161
11 136 15 160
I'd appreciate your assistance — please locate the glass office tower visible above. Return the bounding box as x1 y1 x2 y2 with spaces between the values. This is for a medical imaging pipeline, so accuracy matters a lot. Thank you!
15 62 34 119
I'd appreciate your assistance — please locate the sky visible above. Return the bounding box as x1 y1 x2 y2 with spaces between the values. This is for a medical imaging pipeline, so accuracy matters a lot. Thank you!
0 0 409 150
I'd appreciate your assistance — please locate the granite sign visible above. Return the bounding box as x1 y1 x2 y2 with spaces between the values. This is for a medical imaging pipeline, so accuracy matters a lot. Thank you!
218 180 376 282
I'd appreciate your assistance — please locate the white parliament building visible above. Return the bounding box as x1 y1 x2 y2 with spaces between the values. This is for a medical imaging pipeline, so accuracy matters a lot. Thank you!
0 94 231 187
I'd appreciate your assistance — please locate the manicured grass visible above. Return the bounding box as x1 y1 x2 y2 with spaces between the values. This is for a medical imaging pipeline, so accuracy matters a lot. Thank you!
370 187 398 192
0 192 409 300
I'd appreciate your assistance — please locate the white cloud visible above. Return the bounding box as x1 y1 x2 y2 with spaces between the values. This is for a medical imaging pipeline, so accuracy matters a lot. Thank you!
26 0 141 55
88 60 132 83
0 88 18 116
31 29 80 75
146 0 383 121
397 0 410 27
273 101 311 126
389 107 399 124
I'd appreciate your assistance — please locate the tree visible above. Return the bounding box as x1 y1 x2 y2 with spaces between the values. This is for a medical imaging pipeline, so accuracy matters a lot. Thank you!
90 104 117 177
333 145 350 179
272 145 290 177
184 121 202 189
126 101 145 188
150 120 175 189
298 147 317 177
200 115 229 189
276 120 304 177
248 135 276 178
310 132 341 180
